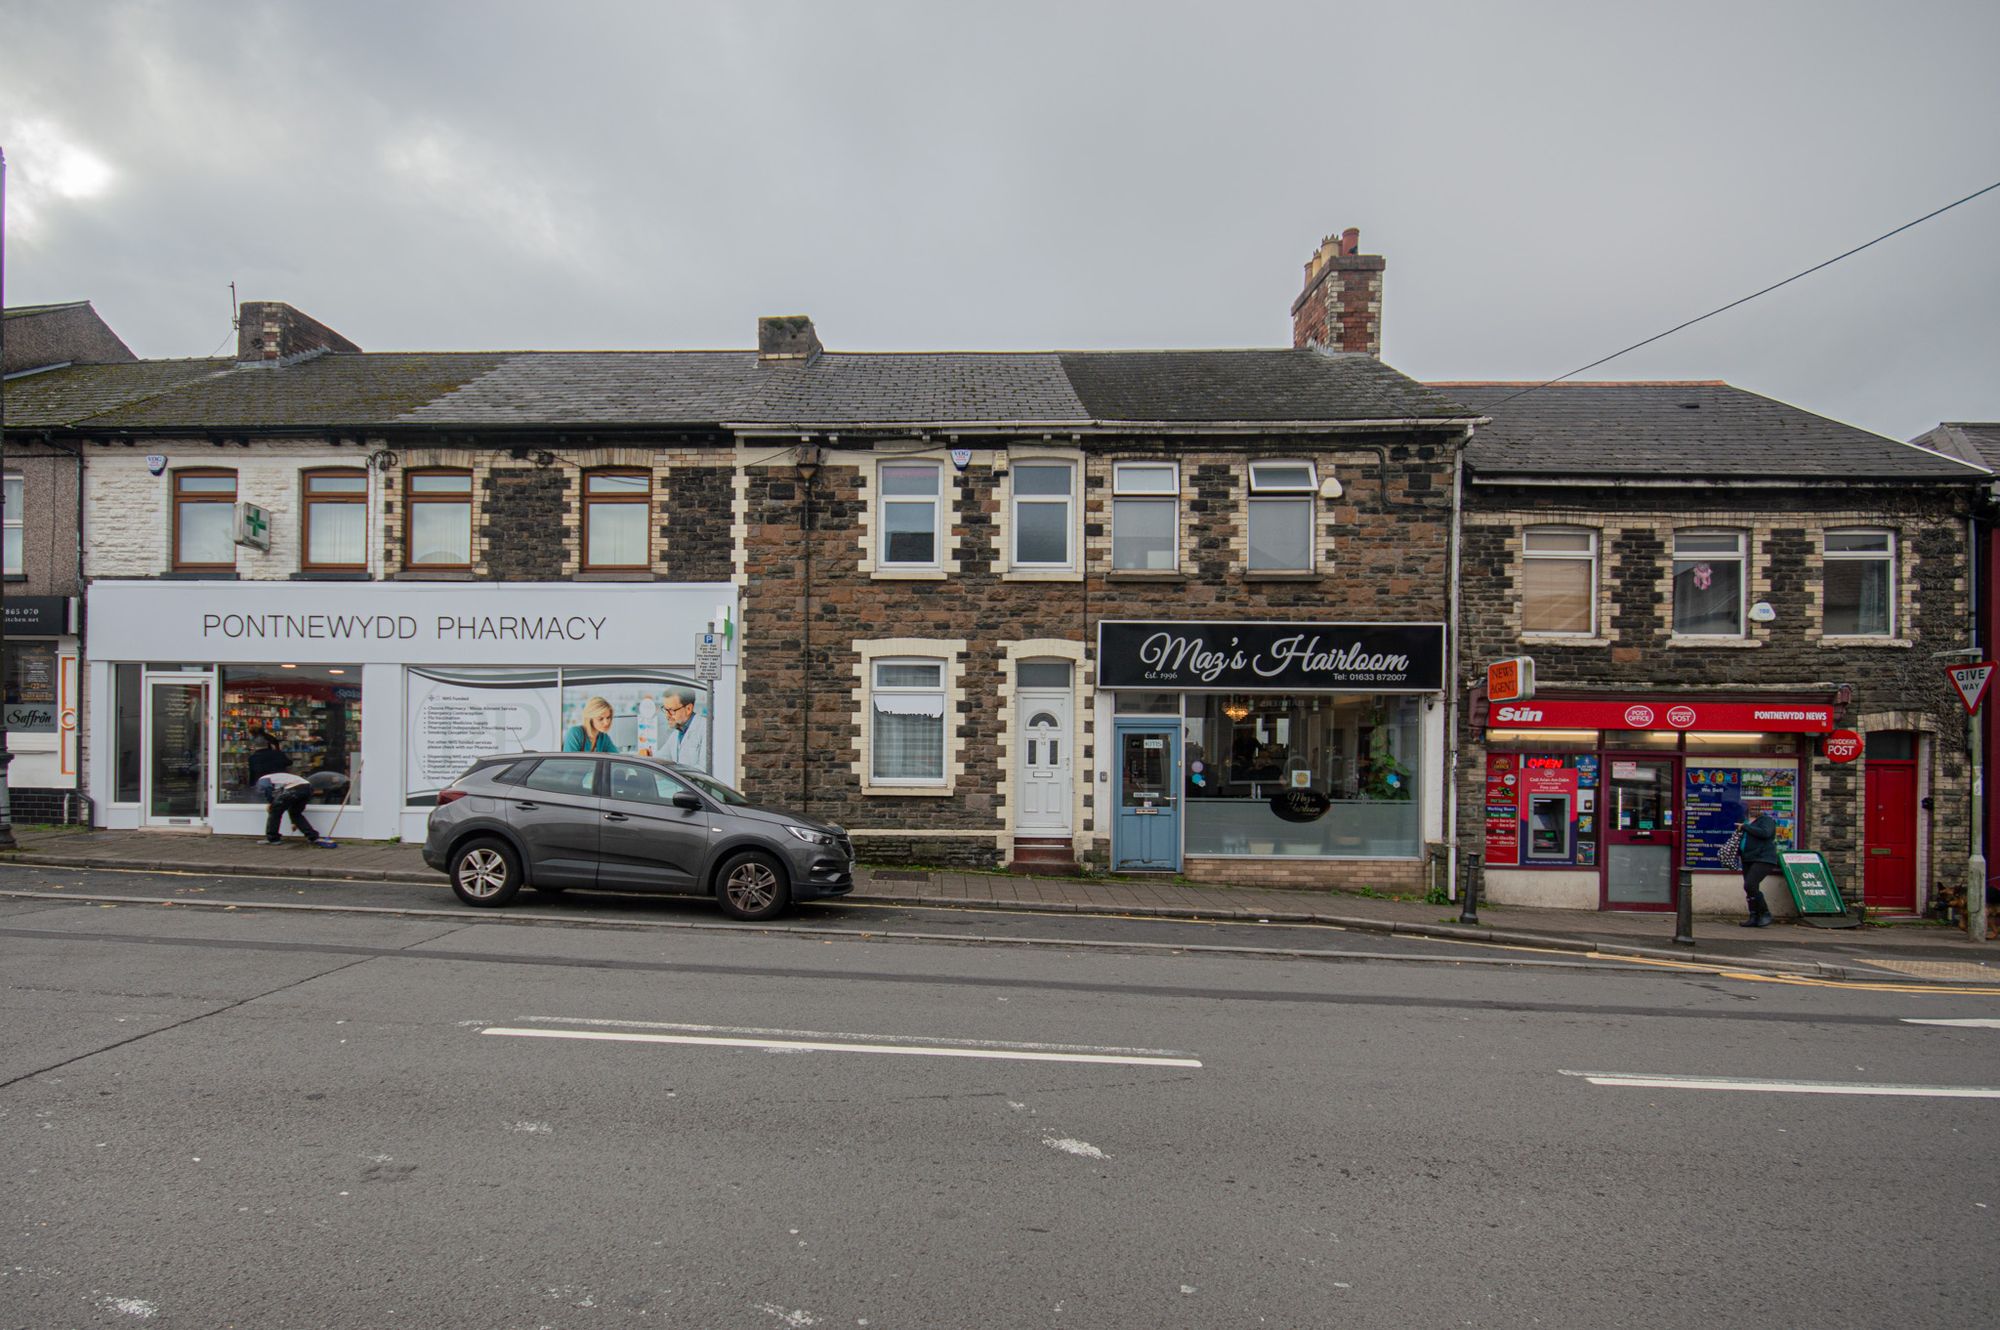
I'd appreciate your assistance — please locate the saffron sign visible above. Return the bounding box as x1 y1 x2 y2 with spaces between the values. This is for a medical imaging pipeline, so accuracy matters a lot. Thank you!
1097 621 1444 692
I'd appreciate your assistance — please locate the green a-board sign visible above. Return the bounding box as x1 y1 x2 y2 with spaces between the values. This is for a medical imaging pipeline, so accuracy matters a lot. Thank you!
1778 851 1857 925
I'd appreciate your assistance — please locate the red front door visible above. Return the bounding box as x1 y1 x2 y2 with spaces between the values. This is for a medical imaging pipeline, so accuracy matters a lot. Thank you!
1863 760 1917 913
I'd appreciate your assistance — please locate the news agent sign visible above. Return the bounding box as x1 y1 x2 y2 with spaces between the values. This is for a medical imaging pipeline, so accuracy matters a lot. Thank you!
1486 656 1535 703
1945 661 1995 715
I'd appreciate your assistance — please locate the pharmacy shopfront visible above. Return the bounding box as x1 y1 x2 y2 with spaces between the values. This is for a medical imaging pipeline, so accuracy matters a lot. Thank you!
1095 620 1447 879
1479 694 1837 913
84 581 737 842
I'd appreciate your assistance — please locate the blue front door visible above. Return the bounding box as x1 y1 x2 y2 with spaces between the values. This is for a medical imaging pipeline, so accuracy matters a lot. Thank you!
1113 722 1180 871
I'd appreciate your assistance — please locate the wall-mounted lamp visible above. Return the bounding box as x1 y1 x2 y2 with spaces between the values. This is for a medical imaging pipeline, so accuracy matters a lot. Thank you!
1319 475 1344 499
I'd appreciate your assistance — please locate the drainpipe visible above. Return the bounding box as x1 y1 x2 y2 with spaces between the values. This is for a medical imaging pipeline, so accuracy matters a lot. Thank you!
1445 428 1469 900
797 442 822 813
0 146 16 848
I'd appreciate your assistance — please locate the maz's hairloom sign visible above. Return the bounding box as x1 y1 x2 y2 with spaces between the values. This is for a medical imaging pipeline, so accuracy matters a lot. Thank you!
1097 621 1445 692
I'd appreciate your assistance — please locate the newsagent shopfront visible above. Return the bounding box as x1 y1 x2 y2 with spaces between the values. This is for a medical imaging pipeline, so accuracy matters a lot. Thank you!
1095 620 1447 886
84 581 738 843
1479 695 1841 913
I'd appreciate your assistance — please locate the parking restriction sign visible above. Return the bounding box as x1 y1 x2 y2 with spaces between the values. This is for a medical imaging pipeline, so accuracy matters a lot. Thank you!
695 632 722 682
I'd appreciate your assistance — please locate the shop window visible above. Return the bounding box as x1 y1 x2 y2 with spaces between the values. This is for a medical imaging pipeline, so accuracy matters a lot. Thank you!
870 659 946 784
1823 529 1894 636
1183 693 1419 857
1111 463 1178 570
1247 461 1316 571
2 641 58 735
301 469 369 571
3 473 21 576
219 665 362 803
405 469 474 568
172 469 238 571
1011 462 1075 569
1521 527 1597 635
879 463 941 569
114 663 143 802
584 470 651 570
1672 530 1745 636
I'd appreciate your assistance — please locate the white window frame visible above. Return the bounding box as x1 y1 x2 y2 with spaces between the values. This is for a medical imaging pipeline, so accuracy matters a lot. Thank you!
1521 526 1598 637
869 657 948 786
1247 460 1318 572
1672 529 1747 638
878 462 943 570
3 473 21 577
1009 460 1076 570
1823 527 1896 638
1111 462 1179 571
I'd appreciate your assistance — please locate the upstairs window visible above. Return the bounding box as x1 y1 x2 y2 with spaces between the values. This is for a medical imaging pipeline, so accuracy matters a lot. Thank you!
880 463 941 568
301 469 368 571
1111 463 1178 570
172 469 238 571
3 474 20 576
1672 530 1745 636
405 469 474 569
1521 527 1597 635
1011 462 1075 569
1824 529 1894 636
1247 461 1316 571
584 470 651 570
871 659 946 784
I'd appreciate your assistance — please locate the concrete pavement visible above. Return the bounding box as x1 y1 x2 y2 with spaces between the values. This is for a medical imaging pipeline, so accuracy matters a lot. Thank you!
2 824 1995 985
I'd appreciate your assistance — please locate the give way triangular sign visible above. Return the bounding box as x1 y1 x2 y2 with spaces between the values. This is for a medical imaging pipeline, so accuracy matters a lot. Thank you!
1946 661 1996 715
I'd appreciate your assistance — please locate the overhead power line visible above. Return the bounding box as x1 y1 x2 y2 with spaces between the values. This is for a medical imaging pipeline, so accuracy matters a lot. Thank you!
1482 177 2000 414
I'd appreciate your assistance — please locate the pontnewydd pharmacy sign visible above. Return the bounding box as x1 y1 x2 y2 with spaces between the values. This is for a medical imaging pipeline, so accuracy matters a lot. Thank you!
1097 621 1445 692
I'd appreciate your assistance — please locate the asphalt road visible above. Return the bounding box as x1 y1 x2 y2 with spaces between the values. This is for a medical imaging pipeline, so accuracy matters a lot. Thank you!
3 873 1997 1329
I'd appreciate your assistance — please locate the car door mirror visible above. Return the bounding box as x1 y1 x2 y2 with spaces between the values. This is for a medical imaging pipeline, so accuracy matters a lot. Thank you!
672 791 703 811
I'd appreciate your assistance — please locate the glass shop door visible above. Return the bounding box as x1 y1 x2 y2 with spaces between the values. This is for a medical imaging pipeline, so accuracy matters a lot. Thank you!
1602 754 1678 911
142 674 212 827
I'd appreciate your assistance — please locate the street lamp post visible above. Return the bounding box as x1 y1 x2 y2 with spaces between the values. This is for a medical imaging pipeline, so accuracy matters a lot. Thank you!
0 145 16 850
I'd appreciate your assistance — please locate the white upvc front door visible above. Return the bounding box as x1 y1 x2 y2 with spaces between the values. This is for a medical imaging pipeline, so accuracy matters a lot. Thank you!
1016 690 1072 834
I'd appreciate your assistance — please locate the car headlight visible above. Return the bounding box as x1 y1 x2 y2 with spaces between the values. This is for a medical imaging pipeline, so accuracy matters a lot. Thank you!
787 825 836 847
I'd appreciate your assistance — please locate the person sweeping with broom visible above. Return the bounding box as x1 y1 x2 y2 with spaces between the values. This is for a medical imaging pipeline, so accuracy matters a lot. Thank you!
250 732 338 848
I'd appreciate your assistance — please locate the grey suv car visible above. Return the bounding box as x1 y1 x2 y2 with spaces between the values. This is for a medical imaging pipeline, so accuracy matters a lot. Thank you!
422 753 854 921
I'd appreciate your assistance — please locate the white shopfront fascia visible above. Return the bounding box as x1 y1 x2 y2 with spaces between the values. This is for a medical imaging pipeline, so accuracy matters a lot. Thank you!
84 580 739 841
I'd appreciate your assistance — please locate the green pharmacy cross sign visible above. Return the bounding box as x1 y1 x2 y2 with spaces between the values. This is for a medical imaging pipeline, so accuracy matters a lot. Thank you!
1778 851 1859 928
235 502 273 552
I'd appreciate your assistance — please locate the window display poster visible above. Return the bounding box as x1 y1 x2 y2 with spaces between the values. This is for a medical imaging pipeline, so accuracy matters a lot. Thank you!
559 671 709 770
406 667 560 803
1484 753 1520 865
1684 762 1798 869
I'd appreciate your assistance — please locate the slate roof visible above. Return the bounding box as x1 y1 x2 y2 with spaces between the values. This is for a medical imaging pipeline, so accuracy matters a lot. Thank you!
4 344 1473 433
1445 381 1984 481
1908 422 2000 474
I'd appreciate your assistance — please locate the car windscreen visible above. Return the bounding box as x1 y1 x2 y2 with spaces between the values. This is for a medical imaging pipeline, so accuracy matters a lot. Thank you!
678 770 755 807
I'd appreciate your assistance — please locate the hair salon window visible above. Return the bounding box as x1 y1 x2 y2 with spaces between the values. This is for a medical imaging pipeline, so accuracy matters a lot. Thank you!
301 469 369 571
583 470 651 570
1522 527 1597 635
1672 530 1745 636
1111 463 1178 570
1011 462 1075 569
172 469 237 571
879 463 942 569
1182 693 1420 857
1247 461 1316 571
870 659 946 784
405 469 474 569
1823 529 1894 636
3 473 21 576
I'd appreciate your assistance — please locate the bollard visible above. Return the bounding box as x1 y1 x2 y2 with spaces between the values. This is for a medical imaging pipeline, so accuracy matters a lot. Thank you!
1459 850 1482 925
1673 866 1696 946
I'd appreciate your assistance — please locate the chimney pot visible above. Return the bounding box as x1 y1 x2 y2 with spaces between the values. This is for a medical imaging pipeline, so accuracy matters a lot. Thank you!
1341 227 1360 256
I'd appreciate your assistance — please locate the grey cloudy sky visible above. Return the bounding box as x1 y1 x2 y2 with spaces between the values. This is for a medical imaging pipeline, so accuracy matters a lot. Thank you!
3 0 1996 440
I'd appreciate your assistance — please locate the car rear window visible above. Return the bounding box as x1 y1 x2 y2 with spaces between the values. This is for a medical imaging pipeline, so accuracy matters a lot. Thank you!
488 760 535 787
520 758 599 797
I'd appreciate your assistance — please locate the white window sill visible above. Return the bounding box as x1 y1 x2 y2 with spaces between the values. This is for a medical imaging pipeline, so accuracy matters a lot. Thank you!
1667 634 1761 648
1522 634 1611 647
860 782 955 797
870 569 947 581
1002 569 1082 583
1818 636 1910 649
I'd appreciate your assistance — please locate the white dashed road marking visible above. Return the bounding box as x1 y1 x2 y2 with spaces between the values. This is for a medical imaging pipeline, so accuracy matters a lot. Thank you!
1562 1069 2000 1099
483 1020 1201 1068
1901 1018 2000 1028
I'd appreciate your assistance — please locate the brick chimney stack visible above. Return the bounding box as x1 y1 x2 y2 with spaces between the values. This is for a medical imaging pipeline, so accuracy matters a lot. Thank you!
1290 227 1385 356
236 301 360 364
758 315 822 364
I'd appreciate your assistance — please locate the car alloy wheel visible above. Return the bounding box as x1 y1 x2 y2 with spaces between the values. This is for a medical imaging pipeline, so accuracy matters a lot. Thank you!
451 837 522 908
717 851 791 921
